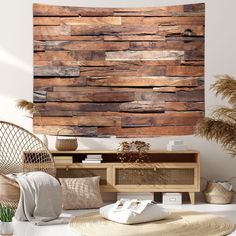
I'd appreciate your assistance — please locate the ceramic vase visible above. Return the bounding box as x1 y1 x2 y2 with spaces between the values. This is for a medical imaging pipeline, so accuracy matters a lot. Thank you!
0 221 14 235
36 134 49 148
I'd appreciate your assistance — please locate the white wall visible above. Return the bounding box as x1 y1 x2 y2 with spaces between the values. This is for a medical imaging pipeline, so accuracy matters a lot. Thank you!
0 0 236 189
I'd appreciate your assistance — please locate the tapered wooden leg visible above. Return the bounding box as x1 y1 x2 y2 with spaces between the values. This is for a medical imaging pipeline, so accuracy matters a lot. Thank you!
189 192 195 204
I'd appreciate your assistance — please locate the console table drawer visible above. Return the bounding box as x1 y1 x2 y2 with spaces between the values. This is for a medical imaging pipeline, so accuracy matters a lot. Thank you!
115 168 194 185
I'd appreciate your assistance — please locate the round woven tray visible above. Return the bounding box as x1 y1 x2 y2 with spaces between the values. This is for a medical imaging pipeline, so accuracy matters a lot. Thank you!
69 211 235 236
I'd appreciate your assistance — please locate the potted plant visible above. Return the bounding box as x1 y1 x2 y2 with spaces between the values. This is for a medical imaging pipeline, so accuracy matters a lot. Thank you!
0 204 14 235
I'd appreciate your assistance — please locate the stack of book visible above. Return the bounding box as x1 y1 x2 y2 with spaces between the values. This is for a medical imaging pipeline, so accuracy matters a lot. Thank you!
82 154 103 163
54 156 73 164
166 140 187 151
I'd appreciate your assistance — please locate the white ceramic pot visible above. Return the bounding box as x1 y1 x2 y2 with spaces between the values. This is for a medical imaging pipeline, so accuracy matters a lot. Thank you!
0 221 14 235
36 134 49 148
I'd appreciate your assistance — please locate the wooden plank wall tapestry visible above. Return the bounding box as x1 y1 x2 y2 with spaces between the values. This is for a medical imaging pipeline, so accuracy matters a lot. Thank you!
33 3 205 137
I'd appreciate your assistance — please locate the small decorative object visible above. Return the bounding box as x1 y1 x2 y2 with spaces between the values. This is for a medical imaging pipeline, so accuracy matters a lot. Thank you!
117 141 150 163
163 193 182 205
195 75 236 156
42 134 48 148
0 204 14 235
169 140 184 146
204 181 234 204
55 128 78 151
35 134 49 148
166 140 187 151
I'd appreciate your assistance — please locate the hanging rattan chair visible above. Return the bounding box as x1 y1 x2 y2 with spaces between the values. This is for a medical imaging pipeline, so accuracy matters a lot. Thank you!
0 120 55 208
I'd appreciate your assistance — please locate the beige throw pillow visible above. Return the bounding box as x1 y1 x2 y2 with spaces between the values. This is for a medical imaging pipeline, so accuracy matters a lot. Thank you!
59 176 103 210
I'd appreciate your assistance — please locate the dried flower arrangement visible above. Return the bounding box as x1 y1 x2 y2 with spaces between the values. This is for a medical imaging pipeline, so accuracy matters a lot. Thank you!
117 141 151 164
117 141 151 183
116 141 170 185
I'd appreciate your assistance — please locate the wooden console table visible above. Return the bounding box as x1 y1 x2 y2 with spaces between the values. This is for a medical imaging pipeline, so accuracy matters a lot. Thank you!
51 150 200 204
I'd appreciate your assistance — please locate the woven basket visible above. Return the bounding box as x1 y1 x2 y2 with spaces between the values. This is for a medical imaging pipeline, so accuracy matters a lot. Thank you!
0 174 20 209
204 182 234 204
55 128 78 151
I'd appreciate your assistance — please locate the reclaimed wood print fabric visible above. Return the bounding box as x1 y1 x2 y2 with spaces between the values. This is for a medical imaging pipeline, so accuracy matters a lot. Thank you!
33 3 205 137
